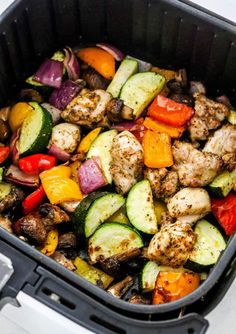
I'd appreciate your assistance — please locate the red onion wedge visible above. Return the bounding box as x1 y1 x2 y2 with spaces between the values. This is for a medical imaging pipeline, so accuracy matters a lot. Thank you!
5 165 39 187
78 157 107 194
96 43 124 61
9 129 20 166
126 55 152 72
49 80 84 110
33 59 63 88
48 143 71 162
64 47 80 81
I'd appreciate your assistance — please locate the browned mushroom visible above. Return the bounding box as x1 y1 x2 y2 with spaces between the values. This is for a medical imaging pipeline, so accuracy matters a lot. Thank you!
0 120 10 142
128 294 151 305
0 215 13 233
107 276 134 298
57 232 77 258
52 251 76 271
106 98 134 123
82 67 110 90
19 213 47 245
19 88 44 103
0 186 25 213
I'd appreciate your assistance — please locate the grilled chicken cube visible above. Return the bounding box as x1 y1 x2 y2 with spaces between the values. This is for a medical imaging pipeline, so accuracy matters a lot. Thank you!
144 167 179 201
203 124 236 171
110 131 144 194
188 94 229 142
61 88 112 128
148 221 196 267
173 140 222 187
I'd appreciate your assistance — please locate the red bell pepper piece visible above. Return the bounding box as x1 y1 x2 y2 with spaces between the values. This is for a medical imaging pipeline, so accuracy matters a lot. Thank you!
211 193 236 236
22 185 46 215
19 154 56 174
0 146 10 164
147 95 194 127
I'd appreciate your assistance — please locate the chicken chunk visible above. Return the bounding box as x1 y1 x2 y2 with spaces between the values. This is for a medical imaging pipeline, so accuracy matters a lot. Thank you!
110 131 143 194
148 221 196 267
203 125 236 171
61 88 112 128
173 140 222 187
188 94 229 142
144 168 179 201
167 187 211 224
0 186 25 213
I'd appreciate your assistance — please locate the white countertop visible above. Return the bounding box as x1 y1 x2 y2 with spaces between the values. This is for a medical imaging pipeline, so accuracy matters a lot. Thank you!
0 1 235 333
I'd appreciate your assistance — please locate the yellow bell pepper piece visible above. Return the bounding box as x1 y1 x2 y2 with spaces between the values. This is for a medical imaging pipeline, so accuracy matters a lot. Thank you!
107 206 130 225
153 200 167 224
9 102 33 132
69 160 81 183
77 127 102 154
40 165 83 204
40 165 71 180
41 230 58 256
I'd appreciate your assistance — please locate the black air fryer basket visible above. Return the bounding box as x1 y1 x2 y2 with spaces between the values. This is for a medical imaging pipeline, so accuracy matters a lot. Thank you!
0 1 236 333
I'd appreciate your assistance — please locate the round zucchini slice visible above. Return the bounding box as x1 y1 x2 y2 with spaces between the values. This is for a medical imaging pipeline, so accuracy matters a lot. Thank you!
88 222 143 264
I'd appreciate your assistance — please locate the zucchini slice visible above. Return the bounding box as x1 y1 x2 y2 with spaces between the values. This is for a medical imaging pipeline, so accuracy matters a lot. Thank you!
126 180 158 234
72 191 107 236
185 219 226 272
141 262 188 293
208 169 236 198
88 222 143 264
87 129 117 184
74 256 113 289
73 192 125 237
120 72 165 119
19 102 52 156
107 59 138 98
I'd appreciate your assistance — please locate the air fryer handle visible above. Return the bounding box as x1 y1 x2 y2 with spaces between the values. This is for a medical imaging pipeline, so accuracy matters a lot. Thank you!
23 267 209 334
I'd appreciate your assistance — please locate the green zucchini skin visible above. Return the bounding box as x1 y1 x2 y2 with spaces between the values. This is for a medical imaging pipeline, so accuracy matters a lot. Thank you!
107 59 138 98
184 219 226 272
208 169 236 198
126 180 158 234
87 129 117 184
19 102 53 156
88 222 144 264
72 191 108 237
73 192 125 238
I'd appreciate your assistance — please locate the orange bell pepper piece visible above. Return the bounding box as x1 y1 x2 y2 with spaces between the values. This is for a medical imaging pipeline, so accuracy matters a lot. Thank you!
77 127 102 154
77 47 115 80
153 271 200 304
143 117 185 138
40 229 58 256
143 130 173 168
151 67 176 81
40 165 83 204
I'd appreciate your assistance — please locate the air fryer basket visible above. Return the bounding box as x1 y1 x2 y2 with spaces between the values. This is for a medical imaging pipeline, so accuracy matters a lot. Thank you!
0 1 236 333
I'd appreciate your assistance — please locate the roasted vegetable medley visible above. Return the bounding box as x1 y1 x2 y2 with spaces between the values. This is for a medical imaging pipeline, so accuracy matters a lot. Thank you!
0 44 235 305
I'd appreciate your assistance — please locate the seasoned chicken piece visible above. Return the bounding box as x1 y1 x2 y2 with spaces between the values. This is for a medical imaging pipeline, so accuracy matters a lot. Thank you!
188 94 229 142
110 131 143 194
148 221 196 267
167 187 211 224
52 251 76 271
144 168 179 201
203 125 236 171
61 88 112 128
0 215 13 233
0 186 25 213
173 141 222 187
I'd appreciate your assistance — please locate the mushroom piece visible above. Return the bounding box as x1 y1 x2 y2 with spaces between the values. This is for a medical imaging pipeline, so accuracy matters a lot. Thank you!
107 276 134 298
52 251 76 271
19 88 44 103
19 213 48 245
0 120 10 142
106 98 134 123
129 294 151 305
82 67 110 90
100 248 141 276
0 186 25 213
57 232 77 259
168 93 193 107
